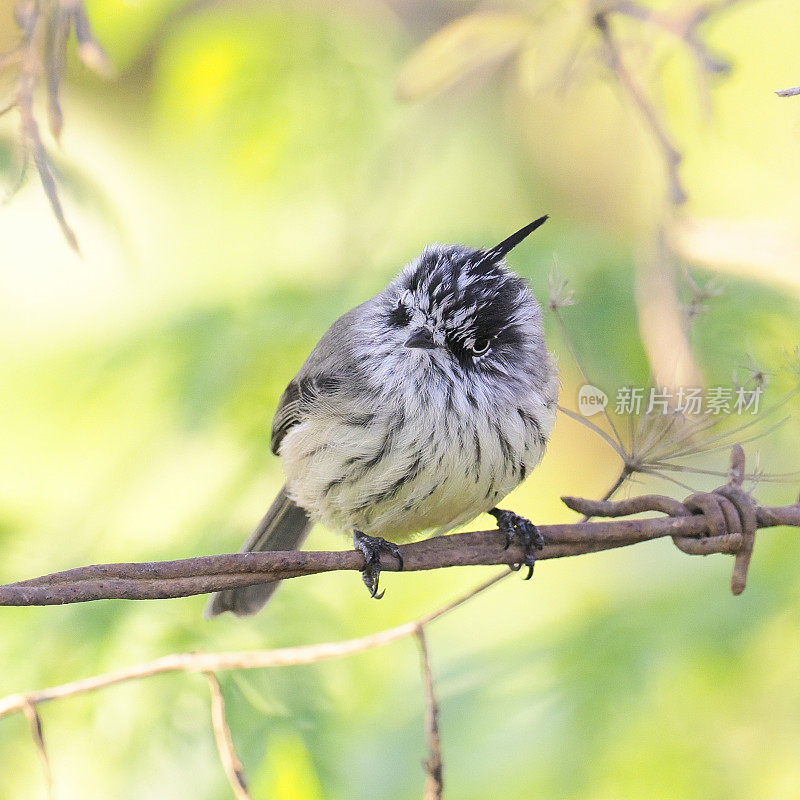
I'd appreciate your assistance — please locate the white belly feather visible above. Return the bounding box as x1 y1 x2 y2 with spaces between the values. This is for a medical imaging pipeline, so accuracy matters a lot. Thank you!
280 382 555 542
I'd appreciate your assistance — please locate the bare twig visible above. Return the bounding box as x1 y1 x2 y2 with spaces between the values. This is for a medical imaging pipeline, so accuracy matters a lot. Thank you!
600 0 745 115
587 0 749 199
0 573 508 800
0 571 510 720
607 0 740 73
775 86 800 97
0 449 796 799
415 627 443 800
1 0 112 250
205 673 251 800
593 9 686 205
21 700 53 800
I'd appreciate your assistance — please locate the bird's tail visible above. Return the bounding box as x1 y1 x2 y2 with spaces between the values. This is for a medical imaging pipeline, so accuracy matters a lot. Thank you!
204 486 312 618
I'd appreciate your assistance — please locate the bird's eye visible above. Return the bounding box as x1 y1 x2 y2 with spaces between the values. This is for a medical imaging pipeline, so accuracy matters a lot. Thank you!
472 337 491 356
390 292 412 327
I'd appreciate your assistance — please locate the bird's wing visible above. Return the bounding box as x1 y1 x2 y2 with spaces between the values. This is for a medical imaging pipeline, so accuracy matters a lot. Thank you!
270 373 339 455
270 304 366 455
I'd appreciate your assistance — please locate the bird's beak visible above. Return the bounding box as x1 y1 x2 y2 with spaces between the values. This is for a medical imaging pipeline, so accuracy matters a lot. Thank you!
404 328 438 350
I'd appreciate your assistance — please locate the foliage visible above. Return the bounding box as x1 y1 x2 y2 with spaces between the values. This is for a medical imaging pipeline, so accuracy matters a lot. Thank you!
1 1 800 798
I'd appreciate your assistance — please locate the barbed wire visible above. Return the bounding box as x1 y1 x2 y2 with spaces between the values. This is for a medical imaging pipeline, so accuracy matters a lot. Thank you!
2 471 797 609
1 1 797 795
1 447 798 797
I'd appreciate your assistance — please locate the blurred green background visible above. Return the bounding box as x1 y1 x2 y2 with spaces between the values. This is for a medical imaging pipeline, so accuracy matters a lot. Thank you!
1 0 800 798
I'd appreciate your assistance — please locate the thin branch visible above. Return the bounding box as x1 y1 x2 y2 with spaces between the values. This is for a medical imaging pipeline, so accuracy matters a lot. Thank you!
0 571 510 720
593 9 687 205
1 0 112 250
0 448 795 799
556 404 629 461
577 465 631 522
608 0 739 73
21 700 53 800
775 86 800 97
205 673 251 800
415 627 443 800
551 303 625 448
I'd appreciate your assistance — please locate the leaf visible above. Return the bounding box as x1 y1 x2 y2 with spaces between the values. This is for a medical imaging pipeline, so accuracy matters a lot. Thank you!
397 12 533 101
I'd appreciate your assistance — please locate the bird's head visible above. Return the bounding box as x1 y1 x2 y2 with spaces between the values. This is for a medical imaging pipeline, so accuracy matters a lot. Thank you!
382 216 549 379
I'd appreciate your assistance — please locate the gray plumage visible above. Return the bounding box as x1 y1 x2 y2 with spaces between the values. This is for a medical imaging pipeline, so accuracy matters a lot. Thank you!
204 487 312 617
207 217 559 617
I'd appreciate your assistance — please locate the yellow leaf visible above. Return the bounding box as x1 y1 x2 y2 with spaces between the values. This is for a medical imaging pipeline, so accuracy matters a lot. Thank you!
397 12 533 100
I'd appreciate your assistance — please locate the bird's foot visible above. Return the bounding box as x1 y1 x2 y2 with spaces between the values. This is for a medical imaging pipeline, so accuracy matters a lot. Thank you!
353 531 404 599
488 508 544 580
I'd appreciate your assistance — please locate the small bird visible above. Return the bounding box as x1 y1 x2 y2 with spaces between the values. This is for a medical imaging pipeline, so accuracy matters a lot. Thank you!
206 216 559 617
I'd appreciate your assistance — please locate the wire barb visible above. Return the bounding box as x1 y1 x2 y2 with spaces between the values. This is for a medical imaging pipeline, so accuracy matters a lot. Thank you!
1 445 798 608
564 445 763 594
0 449 795 798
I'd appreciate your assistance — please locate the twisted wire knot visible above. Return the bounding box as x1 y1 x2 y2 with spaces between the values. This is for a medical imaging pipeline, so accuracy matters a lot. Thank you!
674 475 758 594
672 444 757 594
561 444 760 595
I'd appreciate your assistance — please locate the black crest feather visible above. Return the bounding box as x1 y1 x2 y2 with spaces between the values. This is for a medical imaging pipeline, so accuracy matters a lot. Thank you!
482 215 549 264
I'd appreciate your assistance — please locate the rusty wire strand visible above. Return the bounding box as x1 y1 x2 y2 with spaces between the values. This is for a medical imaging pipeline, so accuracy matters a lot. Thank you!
2 492 797 608
0 448 797 800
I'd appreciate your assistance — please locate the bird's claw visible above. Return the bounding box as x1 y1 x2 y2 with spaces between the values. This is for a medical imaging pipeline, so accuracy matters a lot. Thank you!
489 508 543 580
353 531 404 599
